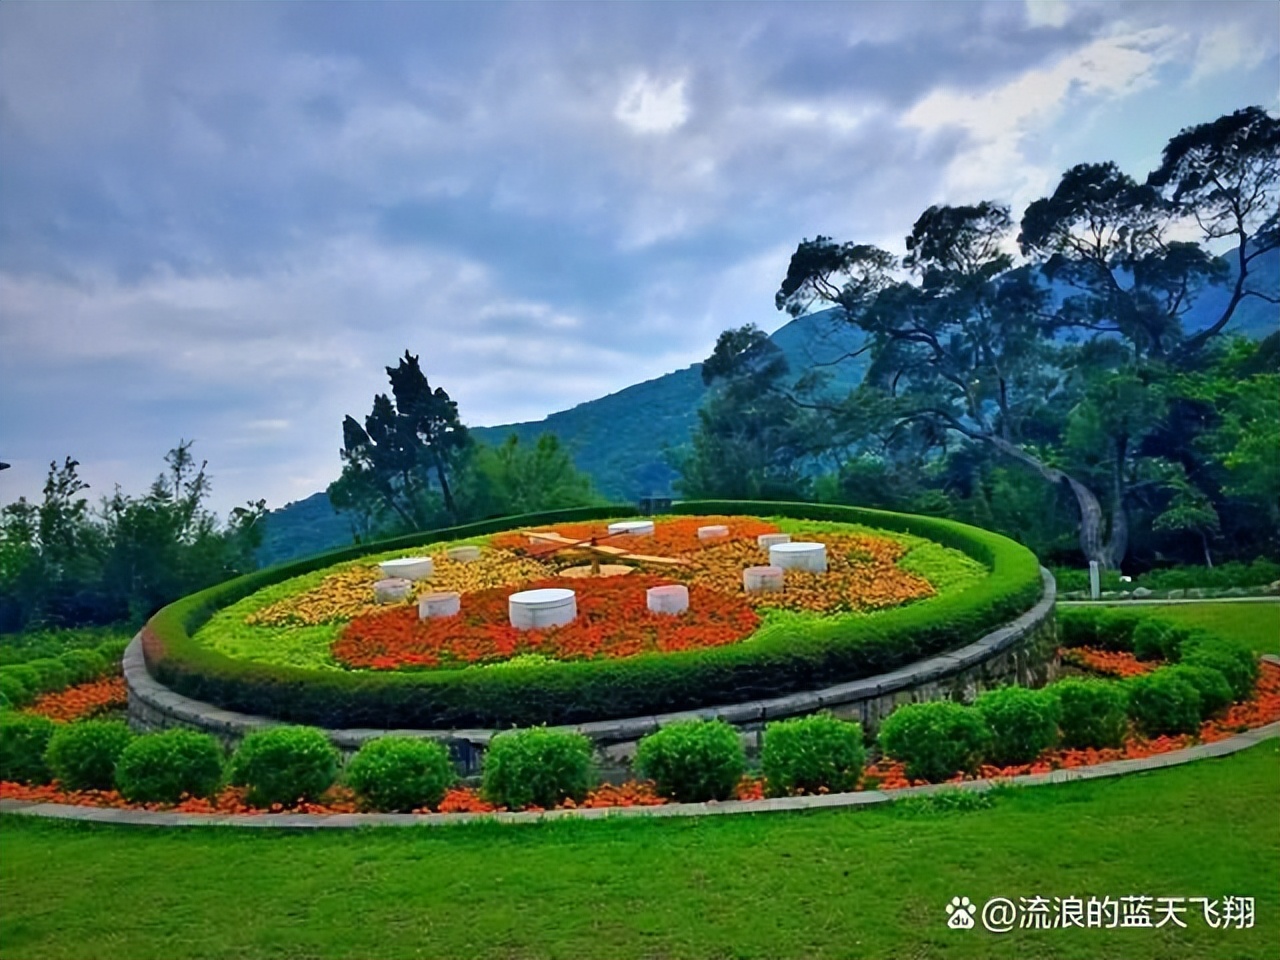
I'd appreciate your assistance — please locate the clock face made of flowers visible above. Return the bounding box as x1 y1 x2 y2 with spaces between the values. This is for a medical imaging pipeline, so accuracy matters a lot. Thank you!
199 515 985 674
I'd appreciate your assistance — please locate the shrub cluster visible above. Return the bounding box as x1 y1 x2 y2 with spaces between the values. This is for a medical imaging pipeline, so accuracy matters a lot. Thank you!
974 686 1059 766
635 719 745 803
481 727 594 810
228 725 339 807
0 639 124 708
45 720 134 790
1179 633 1258 701
877 701 992 782
1051 678 1129 749
115 729 225 804
761 713 865 797
1125 672 1202 737
346 736 457 812
0 713 56 784
143 501 1044 730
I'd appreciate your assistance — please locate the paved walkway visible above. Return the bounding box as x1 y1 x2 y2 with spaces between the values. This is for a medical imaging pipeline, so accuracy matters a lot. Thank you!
3 720 1276 831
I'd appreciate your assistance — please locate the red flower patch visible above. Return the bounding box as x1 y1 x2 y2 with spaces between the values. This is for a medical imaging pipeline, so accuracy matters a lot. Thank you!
332 574 760 670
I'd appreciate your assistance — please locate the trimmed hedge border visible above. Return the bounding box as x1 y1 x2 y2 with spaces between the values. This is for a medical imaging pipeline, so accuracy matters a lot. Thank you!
4 716 1276 830
139 501 1044 730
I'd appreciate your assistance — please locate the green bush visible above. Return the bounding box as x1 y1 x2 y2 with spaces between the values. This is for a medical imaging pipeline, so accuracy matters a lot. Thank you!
974 686 1060 766
1057 607 1143 652
228 726 338 808
45 720 134 790
1126 672 1202 737
0 671 33 708
1162 665 1234 719
345 736 457 812
877 701 992 782
1051 678 1129 749
25 658 73 694
760 713 865 797
481 727 594 810
0 665 43 702
115 730 225 804
141 502 1044 730
59 649 110 685
0 713 56 784
635 719 746 803
1179 634 1258 701
1131 620 1178 663
96 639 130 672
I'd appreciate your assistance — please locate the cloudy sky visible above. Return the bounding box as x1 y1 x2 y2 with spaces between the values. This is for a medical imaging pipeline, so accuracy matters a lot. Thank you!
1 1 1276 517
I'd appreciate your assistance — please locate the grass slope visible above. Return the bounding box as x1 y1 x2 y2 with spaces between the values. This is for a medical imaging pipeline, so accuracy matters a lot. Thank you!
1 742 1276 960
1140 602 1280 656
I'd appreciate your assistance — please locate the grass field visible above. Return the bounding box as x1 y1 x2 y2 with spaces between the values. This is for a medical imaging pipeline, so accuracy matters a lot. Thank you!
1143 601 1280 656
1 741 1276 960
1 600 1276 959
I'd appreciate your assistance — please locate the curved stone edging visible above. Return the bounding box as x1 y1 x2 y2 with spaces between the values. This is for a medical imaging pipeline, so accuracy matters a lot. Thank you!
3 719 1275 830
126 570 1058 772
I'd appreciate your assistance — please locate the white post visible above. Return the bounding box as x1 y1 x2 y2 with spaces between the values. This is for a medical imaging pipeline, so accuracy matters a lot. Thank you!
1089 561 1100 600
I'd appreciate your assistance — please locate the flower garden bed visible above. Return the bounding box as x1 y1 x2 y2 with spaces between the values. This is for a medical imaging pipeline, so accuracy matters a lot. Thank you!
5 660 1274 819
137 501 1044 729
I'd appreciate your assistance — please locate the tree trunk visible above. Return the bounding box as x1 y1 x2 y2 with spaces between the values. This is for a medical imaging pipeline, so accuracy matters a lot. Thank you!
1201 531 1214 568
434 455 458 524
981 433 1113 568
1104 439 1129 570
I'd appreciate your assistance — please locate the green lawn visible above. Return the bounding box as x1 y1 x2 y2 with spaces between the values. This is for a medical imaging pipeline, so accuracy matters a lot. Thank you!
2 742 1277 960
1142 601 1280 656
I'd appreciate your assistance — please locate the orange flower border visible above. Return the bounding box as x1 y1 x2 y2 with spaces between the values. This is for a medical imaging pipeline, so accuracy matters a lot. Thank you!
7 662 1276 817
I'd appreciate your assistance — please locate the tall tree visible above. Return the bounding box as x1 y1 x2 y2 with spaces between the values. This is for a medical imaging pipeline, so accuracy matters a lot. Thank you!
336 352 469 531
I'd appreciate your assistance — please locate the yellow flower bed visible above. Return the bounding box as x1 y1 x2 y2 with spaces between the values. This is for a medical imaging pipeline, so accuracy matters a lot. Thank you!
675 534 935 613
246 548 553 626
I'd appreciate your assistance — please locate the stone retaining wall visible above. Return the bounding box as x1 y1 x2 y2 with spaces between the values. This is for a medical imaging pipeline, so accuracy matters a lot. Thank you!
127 569 1058 777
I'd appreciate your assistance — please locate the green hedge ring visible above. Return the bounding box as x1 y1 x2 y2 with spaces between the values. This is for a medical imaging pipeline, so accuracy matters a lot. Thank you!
140 501 1044 729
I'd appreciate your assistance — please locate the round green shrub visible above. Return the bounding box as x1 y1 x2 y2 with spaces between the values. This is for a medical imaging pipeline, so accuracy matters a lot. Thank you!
0 665 42 702
228 725 339 808
95 640 129 672
0 713 56 784
1126 672 1202 737
45 720 134 790
1179 635 1258 701
974 685 1060 766
482 727 595 810
877 701 992 783
761 713 866 797
25 658 72 694
59 649 110 685
115 730 225 804
0 672 32 708
1051 678 1129 749
1161 664 1233 719
634 719 746 803
1132 620 1177 663
345 736 457 812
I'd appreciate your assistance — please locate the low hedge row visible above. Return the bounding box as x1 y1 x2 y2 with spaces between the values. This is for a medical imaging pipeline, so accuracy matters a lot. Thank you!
141 501 1045 729
0 639 126 710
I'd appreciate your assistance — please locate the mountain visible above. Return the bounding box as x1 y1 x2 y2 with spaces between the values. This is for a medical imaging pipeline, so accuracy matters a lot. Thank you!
255 308 866 566
256 251 1277 567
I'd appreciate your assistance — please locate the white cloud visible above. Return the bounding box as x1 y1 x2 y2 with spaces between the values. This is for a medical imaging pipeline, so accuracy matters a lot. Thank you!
1191 23 1271 82
1025 0 1071 29
901 27 1181 204
615 74 690 134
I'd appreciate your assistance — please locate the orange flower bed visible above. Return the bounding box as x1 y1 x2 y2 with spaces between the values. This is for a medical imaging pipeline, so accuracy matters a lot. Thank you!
0 781 362 815
333 574 759 670
1059 646 1158 679
23 676 127 723
491 516 782 559
1201 660 1280 741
